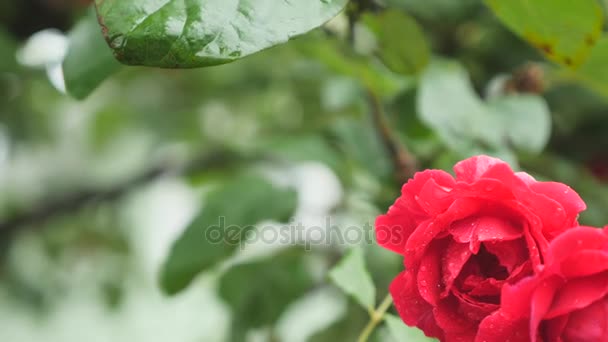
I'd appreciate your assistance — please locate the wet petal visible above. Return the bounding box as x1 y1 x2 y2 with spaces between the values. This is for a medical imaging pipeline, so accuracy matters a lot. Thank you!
529 182 586 222
476 311 530 342
442 241 472 298
418 239 447 305
546 272 608 319
485 239 528 273
560 250 608 278
375 212 414 255
390 270 444 339
453 155 506 183
562 297 608 342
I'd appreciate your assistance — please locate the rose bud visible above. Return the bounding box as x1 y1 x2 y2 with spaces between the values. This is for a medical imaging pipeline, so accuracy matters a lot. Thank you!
376 155 586 341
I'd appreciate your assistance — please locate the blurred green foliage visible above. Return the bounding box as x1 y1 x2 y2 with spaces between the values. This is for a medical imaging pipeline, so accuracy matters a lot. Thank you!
1 0 608 342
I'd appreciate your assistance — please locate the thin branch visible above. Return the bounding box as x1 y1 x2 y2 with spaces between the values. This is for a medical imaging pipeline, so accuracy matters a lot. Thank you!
356 293 394 342
366 90 417 184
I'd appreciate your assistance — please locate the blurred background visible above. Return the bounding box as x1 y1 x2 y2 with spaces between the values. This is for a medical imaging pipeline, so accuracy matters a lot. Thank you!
1 0 608 341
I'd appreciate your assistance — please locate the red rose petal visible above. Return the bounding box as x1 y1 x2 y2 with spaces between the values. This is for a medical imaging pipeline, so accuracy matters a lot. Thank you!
545 272 608 319
562 297 608 342
442 241 472 298
500 275 539 319
375 212 415 255
476 311 530 342
449 216 521 253
433 296 477 335
547 227 608 265
560 250 608 278
468 277 503 298
454 178 516 201
418 239 447 305
529 182 586 222
453 155 506 183
530 276 561 341
405 199 480 269
401 169 456 219
417 177 454 216
543 315 569 342
389 270 444 339
485 239 528 273
452 288 499 321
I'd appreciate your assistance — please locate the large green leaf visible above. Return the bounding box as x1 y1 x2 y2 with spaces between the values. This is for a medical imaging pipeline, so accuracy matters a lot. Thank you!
160 174 297 295
63 10 122 99
328 247 376 311
417 60 551 161
384 314 434 341
219 248 314 341
485 0 604 67
94 0 348 68
573 36 608 97
363 10 430 76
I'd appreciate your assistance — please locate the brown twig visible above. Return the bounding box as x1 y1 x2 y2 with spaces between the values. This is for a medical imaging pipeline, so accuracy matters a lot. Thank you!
366 90 417 184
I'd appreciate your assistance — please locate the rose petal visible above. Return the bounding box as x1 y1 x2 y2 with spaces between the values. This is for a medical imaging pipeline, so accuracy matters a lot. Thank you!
468 277 503 298
453 155 506 183
483 163 573 238
433 296 477 335
476 311 530 342
545 272 608 319
500 275 539 319
529 182 586 223
405 199 480 268
452 288 499 321
548 227 608 265
562 297 608 342
442 241 472 298
417 177 454 215
389 270 443 339
418 239 447 305
375 212 414 255
543 315 569 342
530 276 561 341
485 239 528 273
450 216 521 253
560 250 608 278
401 169 456 219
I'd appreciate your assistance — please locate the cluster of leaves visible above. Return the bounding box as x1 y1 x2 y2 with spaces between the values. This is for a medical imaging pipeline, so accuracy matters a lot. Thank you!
2 0 608 341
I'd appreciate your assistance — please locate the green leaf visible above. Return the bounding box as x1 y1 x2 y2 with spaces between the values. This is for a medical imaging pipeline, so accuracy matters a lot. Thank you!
385 314 434 341
63 10 122 99
363 10 430 75
329 247 376 310
487 95 551 154
572 36 608 97
417 60 551 160
160 174 297 295
94 0 348 68
219 248 314 341
485 0 604 67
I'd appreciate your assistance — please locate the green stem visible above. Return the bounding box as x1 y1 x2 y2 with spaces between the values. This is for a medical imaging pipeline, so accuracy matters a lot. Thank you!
357 293 394 342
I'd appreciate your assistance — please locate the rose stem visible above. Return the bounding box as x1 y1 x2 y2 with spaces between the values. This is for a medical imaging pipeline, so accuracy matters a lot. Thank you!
357 293 394 342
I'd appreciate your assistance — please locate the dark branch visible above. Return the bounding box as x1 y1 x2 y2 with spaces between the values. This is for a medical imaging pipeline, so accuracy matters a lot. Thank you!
366 90 417 184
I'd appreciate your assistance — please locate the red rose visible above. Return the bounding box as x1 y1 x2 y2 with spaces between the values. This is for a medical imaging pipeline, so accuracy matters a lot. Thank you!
375 155 586 341
479 226 608 342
